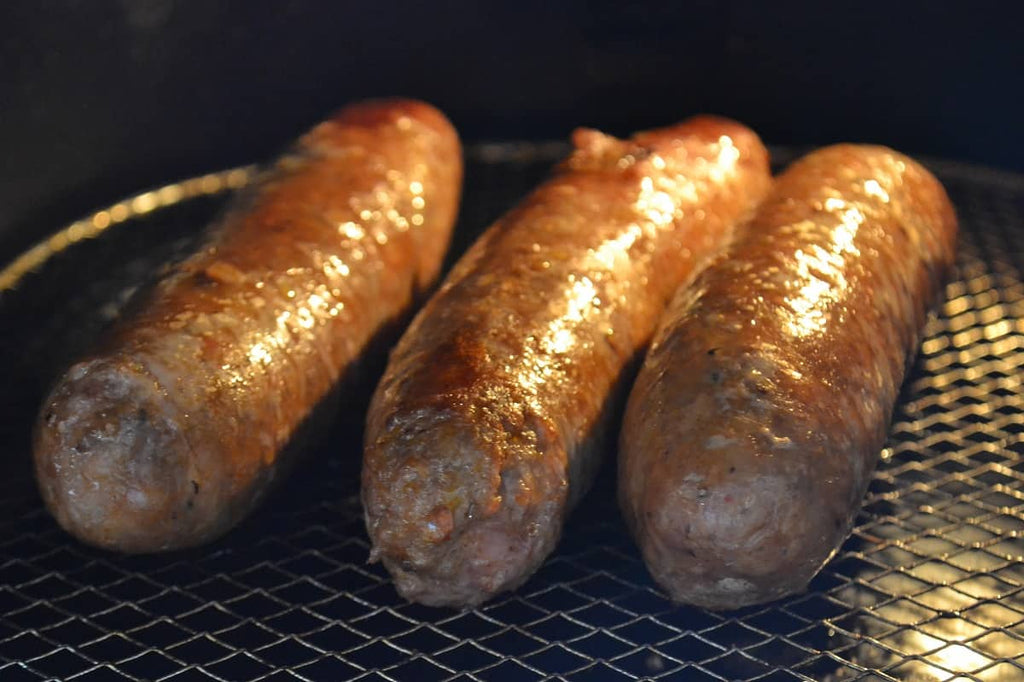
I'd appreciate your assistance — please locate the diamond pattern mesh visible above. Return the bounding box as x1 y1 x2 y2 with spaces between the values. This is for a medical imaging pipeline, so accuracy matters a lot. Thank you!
0 143 1021 681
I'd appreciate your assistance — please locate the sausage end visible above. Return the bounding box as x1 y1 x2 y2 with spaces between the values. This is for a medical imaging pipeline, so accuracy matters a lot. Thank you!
33 358 199 552
363 406 561 607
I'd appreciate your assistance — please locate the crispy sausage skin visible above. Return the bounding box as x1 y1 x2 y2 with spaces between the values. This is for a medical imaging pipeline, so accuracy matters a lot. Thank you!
619 145 958 609
362 117 771 607
33 99 462 552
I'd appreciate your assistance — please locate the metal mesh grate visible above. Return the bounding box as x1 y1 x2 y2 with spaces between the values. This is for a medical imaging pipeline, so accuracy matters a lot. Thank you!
0 143 1021 681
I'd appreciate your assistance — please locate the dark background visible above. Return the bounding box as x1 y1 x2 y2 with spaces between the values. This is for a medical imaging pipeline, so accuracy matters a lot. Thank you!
2 0 1021 267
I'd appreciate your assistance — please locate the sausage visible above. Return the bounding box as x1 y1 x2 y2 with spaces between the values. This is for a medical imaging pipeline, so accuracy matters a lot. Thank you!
33 99 462 552
619 144 958 609
362 116 771 607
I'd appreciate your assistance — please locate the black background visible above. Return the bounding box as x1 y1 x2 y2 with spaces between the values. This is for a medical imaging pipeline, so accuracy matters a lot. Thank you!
2 0 1021 267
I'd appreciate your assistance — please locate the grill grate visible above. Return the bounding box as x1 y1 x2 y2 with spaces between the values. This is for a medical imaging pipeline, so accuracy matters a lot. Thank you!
0 143 1021 681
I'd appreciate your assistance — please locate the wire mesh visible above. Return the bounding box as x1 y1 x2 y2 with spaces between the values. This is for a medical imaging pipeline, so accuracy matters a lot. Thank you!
0 143 1021 681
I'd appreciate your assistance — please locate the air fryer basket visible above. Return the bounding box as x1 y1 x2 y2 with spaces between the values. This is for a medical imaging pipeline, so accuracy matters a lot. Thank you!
0 142 1021 681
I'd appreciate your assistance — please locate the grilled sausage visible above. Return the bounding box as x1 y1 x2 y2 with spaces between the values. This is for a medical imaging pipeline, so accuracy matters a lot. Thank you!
619 144 958 609
33 99 462 552
362 116 771 607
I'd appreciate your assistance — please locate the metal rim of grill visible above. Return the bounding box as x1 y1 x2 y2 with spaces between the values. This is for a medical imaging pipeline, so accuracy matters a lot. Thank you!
0 142 1021 682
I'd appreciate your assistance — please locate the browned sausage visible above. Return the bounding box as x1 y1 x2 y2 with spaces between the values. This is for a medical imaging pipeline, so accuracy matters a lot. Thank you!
362 116 771 607
619 144 958 609
33 99 462 552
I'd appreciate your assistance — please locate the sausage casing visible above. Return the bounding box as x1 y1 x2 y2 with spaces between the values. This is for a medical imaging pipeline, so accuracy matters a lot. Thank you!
33 99 462 552
362 117 771 607
619 144 957 609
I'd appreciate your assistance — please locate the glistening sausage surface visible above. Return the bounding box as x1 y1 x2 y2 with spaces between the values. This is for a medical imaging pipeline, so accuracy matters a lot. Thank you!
619 144 957 610
362 117 771 607
34 99 462 552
